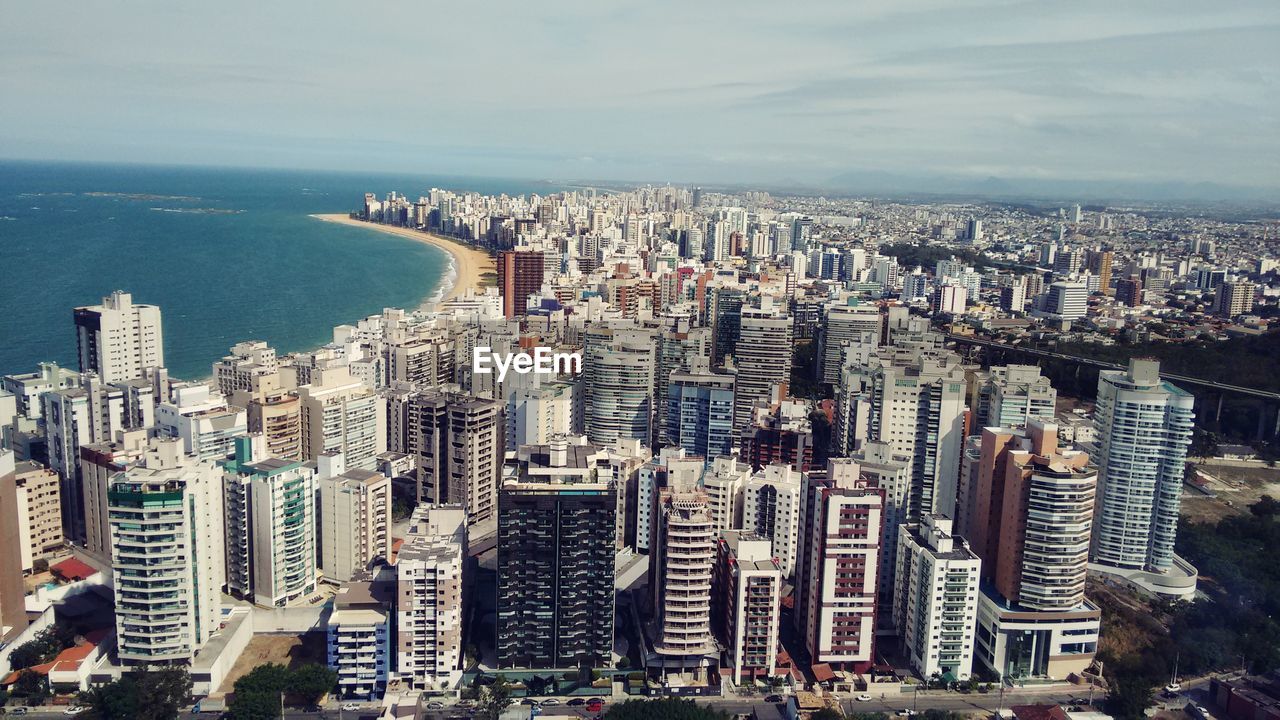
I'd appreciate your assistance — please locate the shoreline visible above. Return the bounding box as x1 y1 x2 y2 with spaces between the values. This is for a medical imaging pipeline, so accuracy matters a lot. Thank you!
310 213 494 305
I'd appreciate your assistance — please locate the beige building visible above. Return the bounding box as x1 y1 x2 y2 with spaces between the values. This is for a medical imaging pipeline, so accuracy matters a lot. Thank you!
396 505 466 692
317 453 392 584
299 365 386 471
13 461 63 571
0 451 30 643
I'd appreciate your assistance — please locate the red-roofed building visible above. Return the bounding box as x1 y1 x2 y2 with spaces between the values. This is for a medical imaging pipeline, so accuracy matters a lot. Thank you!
50 557 97 583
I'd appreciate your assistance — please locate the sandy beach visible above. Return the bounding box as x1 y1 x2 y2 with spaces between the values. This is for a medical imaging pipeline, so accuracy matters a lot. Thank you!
311 213 494 303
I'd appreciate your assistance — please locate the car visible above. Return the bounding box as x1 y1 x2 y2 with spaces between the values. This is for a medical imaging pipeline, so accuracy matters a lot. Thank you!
64 708 86 716
10 710 29 717
586 700 604 712
568 699 587 706
343 704 363 712
856 695 872 703
521 699 538 706
541 698 561 706
765 695 784 704
898 711 917 717
427 702 446 710
1166 684 1182 693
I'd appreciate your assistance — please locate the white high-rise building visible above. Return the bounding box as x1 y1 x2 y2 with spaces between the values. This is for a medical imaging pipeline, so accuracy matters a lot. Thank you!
819 301 881 385
505 377 578 452
74 291 165 384
583 325 656 447
702 455 750 534
223 438 319 607
894 514 982 681
972 365 1057 429
844 344 968 519
396 506 466 691
715 531 783 686
742 464 804 578
732 297 793 434
108 439 224 665
1091 359 1195 575
1041 282 1088 321
156 383 247 461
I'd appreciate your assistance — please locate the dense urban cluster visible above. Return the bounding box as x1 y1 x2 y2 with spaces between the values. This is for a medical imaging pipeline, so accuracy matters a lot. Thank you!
1 184 1278 720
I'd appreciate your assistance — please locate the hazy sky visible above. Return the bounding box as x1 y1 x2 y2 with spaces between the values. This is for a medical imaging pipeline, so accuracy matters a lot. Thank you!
2 1 1277 190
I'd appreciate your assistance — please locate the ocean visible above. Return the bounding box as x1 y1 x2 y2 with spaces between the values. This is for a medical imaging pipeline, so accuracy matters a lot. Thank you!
0 160 551 380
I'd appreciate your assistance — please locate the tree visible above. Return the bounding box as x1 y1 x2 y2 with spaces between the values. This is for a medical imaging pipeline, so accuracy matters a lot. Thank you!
13 670 49 704
226 691 281 720
234 664 290 695
812 709 844 720
287 664 336 704
8 626 76 671
78 666 191 720
476 677 513 720
602 698 730 720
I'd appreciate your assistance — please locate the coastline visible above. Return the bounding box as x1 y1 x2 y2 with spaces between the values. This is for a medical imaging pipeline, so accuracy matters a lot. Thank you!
310 213 494 305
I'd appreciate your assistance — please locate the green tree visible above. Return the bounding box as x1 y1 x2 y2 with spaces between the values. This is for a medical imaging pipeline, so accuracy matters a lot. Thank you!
287 663 337 704
226 691 281 720
476 677 513 720
79 666 191 720
234 664 290 695
812 709 844 720
13 670 49 704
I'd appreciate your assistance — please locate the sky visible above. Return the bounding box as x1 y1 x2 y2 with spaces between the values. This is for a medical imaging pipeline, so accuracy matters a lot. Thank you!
2 1 1278 195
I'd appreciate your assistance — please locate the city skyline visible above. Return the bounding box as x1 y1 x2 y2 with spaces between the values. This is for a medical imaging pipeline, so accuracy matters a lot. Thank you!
2 2 1278 199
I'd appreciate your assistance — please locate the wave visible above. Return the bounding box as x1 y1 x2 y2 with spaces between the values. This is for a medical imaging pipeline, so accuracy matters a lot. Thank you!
149 207 245 215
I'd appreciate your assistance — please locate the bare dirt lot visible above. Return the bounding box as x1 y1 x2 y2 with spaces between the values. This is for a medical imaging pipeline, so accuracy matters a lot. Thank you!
1181 460 1280 524
216 632 328 694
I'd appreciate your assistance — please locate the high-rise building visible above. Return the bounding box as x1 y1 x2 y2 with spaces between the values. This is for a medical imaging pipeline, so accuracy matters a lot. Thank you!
1000 282 1027 313
1091 359 1194 576
714 531 783 686
11 461 62 572
932 283 967 315
298 365 386 471
1041 282 1088 321
1087 250 1113 296
156 383 248 461
583 325 656 447
505 377 579 452
212 341 280 398
742 464 804 578
732 297 793 434
74 290 165 384
108 441 224 665
702 455 750 533
970 365 1057 430
397 506 466 690
0 451 30 644
795 460 884 674
819 301 881 385
223 437 319 607
966 422 1101 681
80 429 149 562
411 390 503 535
497 250 546 318
893 514 982 681
1214 281 1256 318
497 441 616 669
318 453 392 584
844 343 967 519
1114 278 1143 308
327 572 393 700
666 358 735 459
651 481 719 674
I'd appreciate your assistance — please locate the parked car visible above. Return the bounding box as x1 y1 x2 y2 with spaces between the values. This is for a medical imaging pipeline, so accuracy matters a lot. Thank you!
568 699 586 706
856 695 872 702
765 695 784 704
343 704 363 712
64 708 86 716
426 702 445 710
586 700 603 712
10 709 30 717
542 699 561 706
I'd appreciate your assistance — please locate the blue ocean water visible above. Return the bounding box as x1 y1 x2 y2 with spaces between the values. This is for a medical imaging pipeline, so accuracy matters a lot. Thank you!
0 161 551 380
